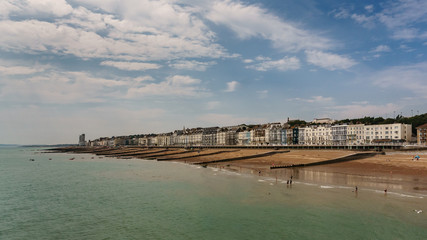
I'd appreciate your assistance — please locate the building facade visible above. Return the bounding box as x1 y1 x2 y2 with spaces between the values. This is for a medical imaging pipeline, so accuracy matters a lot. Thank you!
416 123 427 145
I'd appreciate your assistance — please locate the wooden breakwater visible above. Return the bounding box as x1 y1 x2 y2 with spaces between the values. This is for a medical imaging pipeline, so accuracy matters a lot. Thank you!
194 150 290 165
102 149 151 156
157 150 239 161
270 152 384 169
136 150 191 159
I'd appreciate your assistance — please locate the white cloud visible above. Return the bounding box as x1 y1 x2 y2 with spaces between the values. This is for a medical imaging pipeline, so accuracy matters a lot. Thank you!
246 56 300 71
378 0 427 40
243 59 253 63
206 0 332 52
0 1 19 19
333 1 427 40
371 45 391 52
0 1 230 61
101 61 161 71
370 62 427 95
0 70 128 104
169 60 216 71
378 0 427 29
350 13 375 28
0 64 49 75
305 50 357 70
134 76 155 82
391 28 422 40
126 75 208 98
331 8 351 19
225 81 239 92
0 0 73 18
206 101 220 110
327 103 399 119
255 56 271 61
365 5 374 13
289 96 333 103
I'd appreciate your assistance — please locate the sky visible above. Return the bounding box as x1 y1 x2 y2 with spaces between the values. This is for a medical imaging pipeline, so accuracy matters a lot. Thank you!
0 0 426 144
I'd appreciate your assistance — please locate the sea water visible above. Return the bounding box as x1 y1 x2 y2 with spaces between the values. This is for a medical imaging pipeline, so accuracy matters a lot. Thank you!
0 147 426 240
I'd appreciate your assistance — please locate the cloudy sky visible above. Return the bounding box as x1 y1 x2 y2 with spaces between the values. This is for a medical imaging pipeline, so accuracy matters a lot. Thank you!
1 0 426 144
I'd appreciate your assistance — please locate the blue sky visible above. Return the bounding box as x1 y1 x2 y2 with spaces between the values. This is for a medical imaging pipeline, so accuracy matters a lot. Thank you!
0 0 426 144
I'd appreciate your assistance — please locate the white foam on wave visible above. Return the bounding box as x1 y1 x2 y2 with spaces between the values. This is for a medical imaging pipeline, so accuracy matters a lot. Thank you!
388 192 424 199
301 182 318 187
320 185 334 189
367 189 425 199
258 179 266 182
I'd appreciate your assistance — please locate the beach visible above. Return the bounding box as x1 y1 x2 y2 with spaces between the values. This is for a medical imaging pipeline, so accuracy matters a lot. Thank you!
52 146 427 194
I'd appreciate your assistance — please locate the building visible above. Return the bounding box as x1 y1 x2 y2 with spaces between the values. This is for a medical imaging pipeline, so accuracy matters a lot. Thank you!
332 125 348 145
347 124 365 145
251 125 266 145
364 123 412 144
265 123 282 145
292 128 299 144
312 118 335 124
78 134 86 146
237 130 251 145
298 127 306 145
202 127 219 146
416 123 427 145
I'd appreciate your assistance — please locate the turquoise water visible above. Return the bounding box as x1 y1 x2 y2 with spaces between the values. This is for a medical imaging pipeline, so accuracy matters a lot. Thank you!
0 147 426 239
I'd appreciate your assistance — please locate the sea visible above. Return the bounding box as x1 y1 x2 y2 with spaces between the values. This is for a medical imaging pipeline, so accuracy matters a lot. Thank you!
0 146 426 240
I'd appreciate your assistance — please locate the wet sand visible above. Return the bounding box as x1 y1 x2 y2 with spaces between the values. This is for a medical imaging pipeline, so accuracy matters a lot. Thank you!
52 147 427 194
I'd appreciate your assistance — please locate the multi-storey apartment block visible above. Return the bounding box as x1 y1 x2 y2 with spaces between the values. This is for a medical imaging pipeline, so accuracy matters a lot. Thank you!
347 124 365 145
237 130 251 145
303 125 333 145
416 123 427 145
364 123 411 143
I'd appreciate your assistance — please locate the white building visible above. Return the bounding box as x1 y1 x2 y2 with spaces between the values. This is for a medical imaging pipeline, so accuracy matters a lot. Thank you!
347 124 365 145
265 123 283 145
312 118 335 124
364 123 412 144
237 130 251 145
332 125 348 145
301 125 332 145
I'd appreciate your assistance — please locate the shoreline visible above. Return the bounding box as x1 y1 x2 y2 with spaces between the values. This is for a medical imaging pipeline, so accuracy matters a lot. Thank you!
50 146 427 195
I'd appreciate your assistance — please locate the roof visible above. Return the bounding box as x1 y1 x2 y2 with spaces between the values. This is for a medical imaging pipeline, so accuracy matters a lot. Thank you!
416 123 427 129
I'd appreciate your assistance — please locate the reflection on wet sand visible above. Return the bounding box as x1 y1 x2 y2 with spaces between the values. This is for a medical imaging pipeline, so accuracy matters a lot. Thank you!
225 165 426 195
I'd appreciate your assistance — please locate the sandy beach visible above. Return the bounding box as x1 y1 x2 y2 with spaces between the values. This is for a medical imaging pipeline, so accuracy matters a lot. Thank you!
53 147 427 194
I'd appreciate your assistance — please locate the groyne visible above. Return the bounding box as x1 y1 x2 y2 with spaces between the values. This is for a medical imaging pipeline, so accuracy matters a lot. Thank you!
194 150 290 165
157 150 239 161
270 152 384 169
